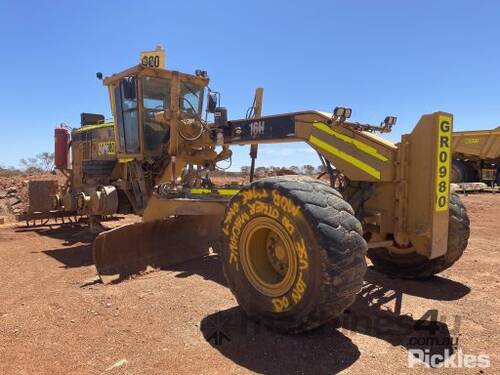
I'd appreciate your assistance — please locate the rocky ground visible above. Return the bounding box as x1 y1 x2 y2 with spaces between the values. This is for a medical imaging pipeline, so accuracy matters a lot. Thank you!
0 185 22 219
0 173 65 221
0 193 498 374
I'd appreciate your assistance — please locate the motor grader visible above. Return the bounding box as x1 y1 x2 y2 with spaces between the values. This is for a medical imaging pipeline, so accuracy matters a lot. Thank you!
40 48 470 333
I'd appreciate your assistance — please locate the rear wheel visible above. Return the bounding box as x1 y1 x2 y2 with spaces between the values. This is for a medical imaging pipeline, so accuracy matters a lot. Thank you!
220 176 367 333
451 160 469 182
367 193 470 279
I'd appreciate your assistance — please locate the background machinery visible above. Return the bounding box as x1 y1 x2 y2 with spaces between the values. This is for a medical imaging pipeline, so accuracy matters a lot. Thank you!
25 48 470 333
451 127 500 185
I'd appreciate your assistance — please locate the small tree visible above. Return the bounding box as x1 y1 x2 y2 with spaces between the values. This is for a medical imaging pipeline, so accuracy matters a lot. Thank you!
20 157 41 173
38 152 55 172
255 166 268 176
20 152 55 173
302 164 316 175
240 166 250 174
0 165 22 177
317 165 326 173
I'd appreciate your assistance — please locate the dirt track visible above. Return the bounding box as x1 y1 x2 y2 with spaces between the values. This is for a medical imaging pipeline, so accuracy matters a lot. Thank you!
0 194 498 374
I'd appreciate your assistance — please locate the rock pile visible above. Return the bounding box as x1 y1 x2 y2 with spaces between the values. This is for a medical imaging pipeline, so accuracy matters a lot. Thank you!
0 186 23 215
0 173 65 218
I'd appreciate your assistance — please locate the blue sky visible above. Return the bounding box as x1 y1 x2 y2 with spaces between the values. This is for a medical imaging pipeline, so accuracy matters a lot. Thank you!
0 0 499 170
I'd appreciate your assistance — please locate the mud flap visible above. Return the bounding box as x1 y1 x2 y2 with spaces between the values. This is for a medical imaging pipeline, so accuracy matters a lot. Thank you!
93 215 222 284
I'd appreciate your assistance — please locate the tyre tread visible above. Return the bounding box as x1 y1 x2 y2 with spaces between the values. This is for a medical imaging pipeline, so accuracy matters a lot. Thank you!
222 175 367 333
367 192 470 279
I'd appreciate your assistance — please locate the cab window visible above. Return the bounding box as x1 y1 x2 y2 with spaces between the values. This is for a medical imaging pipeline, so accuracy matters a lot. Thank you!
142 77 171 154
142 76 171 110
180 82 204 119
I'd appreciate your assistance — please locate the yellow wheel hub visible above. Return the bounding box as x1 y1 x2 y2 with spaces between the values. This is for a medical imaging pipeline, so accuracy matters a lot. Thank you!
387 243 417 255
240 217 298 297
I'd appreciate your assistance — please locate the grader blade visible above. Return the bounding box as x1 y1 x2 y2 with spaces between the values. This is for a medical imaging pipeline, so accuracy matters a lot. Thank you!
93 215 221 284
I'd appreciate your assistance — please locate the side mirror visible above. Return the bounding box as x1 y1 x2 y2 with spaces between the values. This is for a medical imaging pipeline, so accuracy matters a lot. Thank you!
207 92 218 113
122 77 137 100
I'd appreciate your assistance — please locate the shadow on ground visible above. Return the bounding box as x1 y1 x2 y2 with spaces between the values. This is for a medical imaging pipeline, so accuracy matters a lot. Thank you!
43 244 94 268
15 224 96 268
199 266 470 374
14 215 124 246
16 223 95 246
171 254 227 286
202 307 360 374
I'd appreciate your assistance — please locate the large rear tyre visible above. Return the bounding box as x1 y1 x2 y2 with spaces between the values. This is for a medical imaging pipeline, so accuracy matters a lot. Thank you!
220 176 367 333
451 159 477 183
367 193 470 279
451 160 466 183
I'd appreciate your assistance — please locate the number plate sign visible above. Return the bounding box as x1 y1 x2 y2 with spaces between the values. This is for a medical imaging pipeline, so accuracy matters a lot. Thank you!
229 115 296 142
435 115 452 212
140 48 165 69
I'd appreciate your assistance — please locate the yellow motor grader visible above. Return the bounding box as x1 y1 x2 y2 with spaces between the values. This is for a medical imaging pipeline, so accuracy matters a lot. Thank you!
44 48 469 333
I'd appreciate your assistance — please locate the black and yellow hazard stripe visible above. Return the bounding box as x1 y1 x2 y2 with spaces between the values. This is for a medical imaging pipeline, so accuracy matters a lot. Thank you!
309 122 387 180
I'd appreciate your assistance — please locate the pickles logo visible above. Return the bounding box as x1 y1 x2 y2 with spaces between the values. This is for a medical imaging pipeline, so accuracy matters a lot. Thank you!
408 349 490 369
435 116 452 212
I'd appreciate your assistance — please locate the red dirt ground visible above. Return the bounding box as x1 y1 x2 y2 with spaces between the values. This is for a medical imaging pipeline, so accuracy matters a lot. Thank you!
0 193 498 374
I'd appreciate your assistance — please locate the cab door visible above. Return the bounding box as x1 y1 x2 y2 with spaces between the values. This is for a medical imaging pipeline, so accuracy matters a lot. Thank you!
114 76 141 157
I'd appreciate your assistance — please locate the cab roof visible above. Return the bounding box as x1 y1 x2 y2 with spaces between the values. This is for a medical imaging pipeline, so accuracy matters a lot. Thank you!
102 64 209 87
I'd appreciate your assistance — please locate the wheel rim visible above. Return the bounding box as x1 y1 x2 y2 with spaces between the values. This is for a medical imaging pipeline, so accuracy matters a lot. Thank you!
386 242 417 256
240 217 298 297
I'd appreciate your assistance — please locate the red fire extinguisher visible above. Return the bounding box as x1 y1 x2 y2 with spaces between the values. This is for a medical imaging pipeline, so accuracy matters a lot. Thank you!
54 124 71 170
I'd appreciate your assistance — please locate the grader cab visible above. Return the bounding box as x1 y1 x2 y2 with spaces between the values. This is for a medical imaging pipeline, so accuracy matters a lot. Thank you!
39 48 470 333
100 63 215 213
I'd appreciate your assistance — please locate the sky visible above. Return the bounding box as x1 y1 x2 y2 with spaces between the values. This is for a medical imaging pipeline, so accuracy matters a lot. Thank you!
0 0 499 171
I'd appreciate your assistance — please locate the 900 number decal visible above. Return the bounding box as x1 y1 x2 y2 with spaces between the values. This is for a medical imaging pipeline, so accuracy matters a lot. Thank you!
139 50 165 69
141 55 160 68
435 115 452 211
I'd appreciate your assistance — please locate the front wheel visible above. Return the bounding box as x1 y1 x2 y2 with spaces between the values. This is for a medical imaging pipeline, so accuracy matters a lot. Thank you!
220 176 367 333
367 193 470 279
